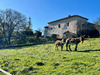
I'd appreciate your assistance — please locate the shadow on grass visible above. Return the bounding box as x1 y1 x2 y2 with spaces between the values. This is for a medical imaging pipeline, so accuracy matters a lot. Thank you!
0 44 35 50
0 41 55 50
77 49 100 52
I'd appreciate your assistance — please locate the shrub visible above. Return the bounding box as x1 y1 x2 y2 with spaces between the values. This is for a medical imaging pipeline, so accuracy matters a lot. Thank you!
22 31 34 36
27 37 35 43
45 36 52 41
51 34 58 41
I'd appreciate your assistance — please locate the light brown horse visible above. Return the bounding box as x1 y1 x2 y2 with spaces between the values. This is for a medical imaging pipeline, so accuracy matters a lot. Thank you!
55 38 65 51
66 35 85 51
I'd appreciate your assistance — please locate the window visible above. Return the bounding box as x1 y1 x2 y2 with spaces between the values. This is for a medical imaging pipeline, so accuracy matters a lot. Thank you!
66 31 69 33
67 22 69 26
58 24 61 28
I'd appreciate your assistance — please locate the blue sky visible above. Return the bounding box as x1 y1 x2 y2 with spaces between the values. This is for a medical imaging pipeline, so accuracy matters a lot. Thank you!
0 0 100 31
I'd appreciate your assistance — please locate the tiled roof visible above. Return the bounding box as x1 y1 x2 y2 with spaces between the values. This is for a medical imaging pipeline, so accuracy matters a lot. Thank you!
48 15 88 24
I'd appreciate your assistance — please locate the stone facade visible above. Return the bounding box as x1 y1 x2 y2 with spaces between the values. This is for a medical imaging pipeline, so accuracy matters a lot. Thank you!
44 15 100 38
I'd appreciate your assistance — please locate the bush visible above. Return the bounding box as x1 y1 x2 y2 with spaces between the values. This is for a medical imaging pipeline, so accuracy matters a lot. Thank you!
22 31 34 36
45 36 52 41
16 35 27 44
51 34 58 41
27 37 35 43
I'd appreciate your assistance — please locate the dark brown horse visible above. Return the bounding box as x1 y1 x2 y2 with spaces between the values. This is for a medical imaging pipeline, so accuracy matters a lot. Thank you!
66 35 85 51
55 38 65 51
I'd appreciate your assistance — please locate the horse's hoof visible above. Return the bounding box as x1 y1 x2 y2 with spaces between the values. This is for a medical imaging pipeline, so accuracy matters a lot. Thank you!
69 50 72 51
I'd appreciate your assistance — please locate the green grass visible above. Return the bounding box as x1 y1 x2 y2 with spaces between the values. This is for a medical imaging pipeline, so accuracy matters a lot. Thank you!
0 38 100 75
0 71 6 75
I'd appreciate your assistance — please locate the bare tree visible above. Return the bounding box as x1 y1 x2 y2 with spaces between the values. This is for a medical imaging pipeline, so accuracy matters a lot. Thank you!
24 17 32 31
94 17 100 25
0 9 27 45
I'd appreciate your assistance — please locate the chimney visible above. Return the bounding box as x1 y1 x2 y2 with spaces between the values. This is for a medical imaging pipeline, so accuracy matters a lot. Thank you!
68 15 71 17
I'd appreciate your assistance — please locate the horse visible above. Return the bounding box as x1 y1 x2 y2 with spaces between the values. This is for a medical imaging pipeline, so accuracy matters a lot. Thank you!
55 38 65 51
66 35 85 51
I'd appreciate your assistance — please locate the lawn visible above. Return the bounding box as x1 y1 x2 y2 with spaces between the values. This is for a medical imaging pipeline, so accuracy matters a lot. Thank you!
0 38 100 75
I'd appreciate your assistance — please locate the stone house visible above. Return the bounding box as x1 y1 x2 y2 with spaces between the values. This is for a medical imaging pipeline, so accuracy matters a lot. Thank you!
44 15 100 38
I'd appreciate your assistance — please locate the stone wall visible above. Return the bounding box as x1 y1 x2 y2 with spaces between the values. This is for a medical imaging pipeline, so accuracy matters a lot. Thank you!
44 17 87 38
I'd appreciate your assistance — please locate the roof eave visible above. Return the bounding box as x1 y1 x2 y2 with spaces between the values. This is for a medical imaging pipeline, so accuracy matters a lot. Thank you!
48 15 88 24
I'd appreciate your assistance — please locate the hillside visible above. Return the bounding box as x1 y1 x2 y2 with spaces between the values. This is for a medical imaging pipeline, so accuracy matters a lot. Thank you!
0 38 100 75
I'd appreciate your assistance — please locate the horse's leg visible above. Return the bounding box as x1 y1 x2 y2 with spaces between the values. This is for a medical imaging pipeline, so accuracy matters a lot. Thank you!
57 45 58 50
66 42 69 51
69 44 72 51
75 44 78 51
55 44 58 50
61 45 63 51
55 45 56 50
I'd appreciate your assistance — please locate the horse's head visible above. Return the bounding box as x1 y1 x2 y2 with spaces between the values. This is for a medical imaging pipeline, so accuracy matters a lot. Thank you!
80 35 85 43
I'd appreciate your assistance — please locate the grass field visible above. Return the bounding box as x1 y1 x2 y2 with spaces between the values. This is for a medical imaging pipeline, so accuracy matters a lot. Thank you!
0 38 100 75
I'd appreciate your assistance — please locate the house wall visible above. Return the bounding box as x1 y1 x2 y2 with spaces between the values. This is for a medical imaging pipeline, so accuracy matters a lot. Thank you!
44 17 87 38
77 17 88 32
